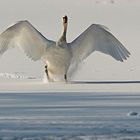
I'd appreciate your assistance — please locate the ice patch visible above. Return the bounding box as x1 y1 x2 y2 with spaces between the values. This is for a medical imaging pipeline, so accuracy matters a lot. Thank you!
127 112 139 116
1 135 140 140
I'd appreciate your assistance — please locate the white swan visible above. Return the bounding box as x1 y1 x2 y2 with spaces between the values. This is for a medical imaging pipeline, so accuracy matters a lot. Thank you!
0 16 130 82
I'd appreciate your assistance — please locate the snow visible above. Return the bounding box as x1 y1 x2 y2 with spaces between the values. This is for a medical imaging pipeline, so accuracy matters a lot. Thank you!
0 72 37 79
1 78 140 93
0 0 140 139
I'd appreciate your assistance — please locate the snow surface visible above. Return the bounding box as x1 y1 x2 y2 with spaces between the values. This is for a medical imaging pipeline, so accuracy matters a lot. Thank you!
0 72 37 79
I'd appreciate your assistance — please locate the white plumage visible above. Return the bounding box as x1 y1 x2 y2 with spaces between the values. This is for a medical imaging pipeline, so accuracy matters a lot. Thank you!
0 16 130 82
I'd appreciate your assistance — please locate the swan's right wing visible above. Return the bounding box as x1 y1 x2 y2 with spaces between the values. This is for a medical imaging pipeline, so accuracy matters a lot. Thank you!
69 24 130 63
0 21 55 61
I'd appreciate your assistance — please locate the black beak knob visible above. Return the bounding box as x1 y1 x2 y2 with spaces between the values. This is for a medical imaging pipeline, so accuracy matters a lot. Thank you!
63 15 68 23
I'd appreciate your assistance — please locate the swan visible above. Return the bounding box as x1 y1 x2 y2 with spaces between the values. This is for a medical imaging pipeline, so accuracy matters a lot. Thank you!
0 16 130 82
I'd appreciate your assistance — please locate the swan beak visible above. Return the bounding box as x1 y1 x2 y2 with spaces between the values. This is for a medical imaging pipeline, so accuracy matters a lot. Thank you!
63 15 68 23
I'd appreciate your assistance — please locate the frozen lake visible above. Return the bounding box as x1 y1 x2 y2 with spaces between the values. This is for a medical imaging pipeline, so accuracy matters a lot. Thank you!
0 90 140 140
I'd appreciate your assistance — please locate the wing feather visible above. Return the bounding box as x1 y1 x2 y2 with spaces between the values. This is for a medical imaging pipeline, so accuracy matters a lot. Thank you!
69 24 130 62
0 20 55 61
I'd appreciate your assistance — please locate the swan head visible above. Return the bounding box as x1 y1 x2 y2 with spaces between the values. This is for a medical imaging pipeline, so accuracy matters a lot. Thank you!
63 15 68 24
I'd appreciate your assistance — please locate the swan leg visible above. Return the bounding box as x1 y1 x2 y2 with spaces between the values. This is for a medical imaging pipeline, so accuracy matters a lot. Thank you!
45 65 50 81
64 74 67 82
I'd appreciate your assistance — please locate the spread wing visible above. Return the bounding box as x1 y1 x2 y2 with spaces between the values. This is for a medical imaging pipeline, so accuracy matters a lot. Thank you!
69 24 130 63
0 20 55 61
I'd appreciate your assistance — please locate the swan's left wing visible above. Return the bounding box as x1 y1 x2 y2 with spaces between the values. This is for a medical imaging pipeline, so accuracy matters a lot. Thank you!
0 20 55 61
69 24 130 63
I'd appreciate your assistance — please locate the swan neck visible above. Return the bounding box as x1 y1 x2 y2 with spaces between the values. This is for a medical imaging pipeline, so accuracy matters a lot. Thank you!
58 16 68 44
59 23 67 42
63 23 67 40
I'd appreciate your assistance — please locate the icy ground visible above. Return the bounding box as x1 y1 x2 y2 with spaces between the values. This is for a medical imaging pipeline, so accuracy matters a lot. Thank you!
0 91 140 140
